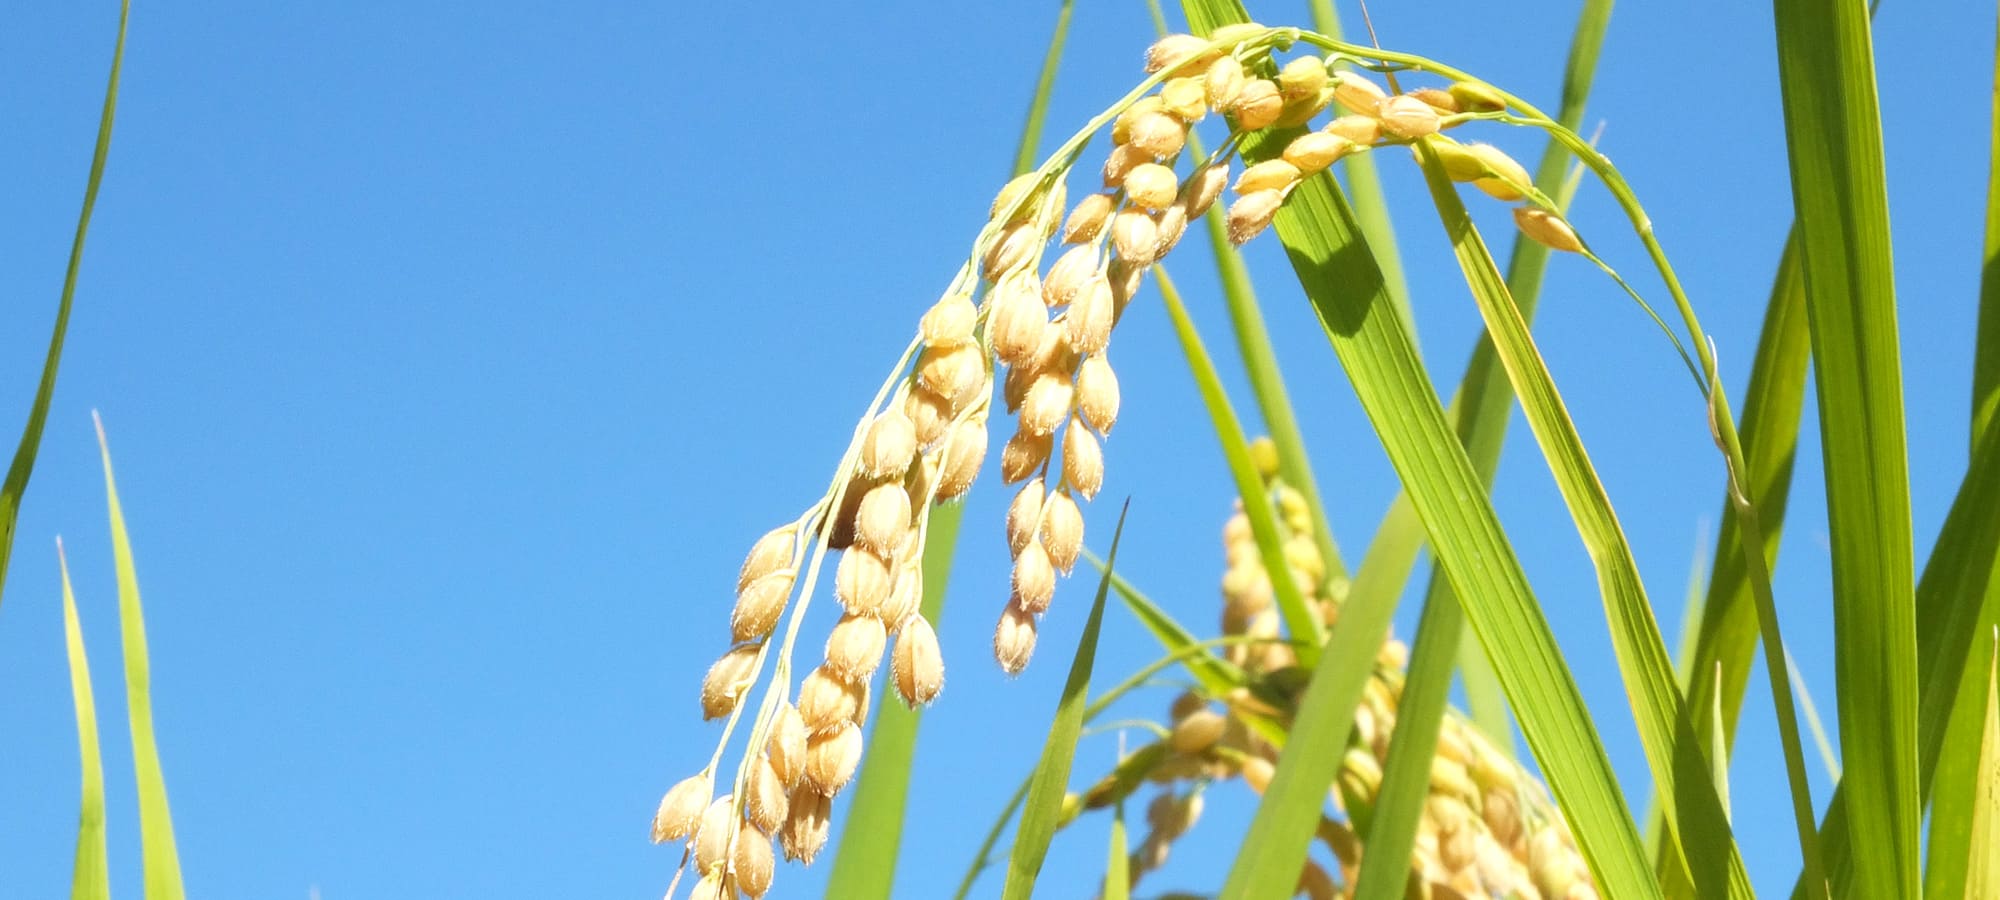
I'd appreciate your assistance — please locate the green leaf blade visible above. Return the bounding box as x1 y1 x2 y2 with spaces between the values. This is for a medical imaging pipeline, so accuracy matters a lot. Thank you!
1000 503 1130 900
59 542 110 900
0 0 130 609
96 416 186 900
1770 0 1921 893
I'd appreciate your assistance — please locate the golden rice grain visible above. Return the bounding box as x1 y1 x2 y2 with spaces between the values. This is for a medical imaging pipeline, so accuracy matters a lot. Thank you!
993 603 1039 675
1235 158 1302 195
737 525 797 594
730 571 794 643
1229 78 1284 130
1065 273 1116 355
935 414 988 502
1062 418 1105 498
804 721 864 795
1278 56 1329 101
796 664 865 735
1000 426 1053 484
733 825 776 897
1331 70 1388 115
693 795 735 872
1159 75 1209 121
919 292 977 349
1011 539 1056 613
766 702 807 789
1123 162 1180 211
745 757 790 834
1282 131 1354 175
650 773 711 843
1038 489 1085 574
891 613 945 706
1180 162 1230 219
824 613 888 680
1204 56 1247 110
1126 111 1188 159
1513 207 1583 253
853 483 912 557
1020 373 1076 436
1063 192 1117 244
834 547 892 616
1378 95 1443 138
1324 113 1383 144
859 409 918 480
1075 354 1119 433
700 644 760 720
1227 189 1285 245
1006 478 1046 557
778 788 831 864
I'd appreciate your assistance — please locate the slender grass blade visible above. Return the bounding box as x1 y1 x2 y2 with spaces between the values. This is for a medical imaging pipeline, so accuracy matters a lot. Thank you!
0 0 130 609
1000 504 1130 900
1348 574 1460 900
1412 141 1747 897
1770 0 1921 892
95 415 185 900
59 541 110 900
1104 802 1131 900
1153 266 1324 659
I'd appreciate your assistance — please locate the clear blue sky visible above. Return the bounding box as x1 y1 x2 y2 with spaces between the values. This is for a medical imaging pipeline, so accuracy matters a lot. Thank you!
0 1 1989 897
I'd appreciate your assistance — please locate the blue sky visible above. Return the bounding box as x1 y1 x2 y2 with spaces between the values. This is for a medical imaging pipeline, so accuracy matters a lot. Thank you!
0 1 1989 897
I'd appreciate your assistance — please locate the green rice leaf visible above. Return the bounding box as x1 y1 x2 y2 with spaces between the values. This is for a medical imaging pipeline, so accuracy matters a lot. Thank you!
1644 531 1713 858
1960 638 1999 899
1770 0 1921 893
95 415 185 900
1158 262 1425 892
1349 573 1461 900
1917 436 2000 897
1787 645 1841 782
1104 802 1131 900
0 0 130 610
1153 266 1324 660
1804 420 2000 899
1000 503 1129 900
59 541 110 900
1411 141 1747 897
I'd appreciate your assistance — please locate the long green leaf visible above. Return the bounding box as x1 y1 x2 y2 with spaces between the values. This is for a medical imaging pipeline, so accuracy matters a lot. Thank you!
1448 0 1614 749
1000 504 1129 900
1158 261 1424 896
59 540 110 900
1412 141 1747 897
1770 0 1920 893
1959 638 1999 899
0 0 130 610
96 415 185 900
828 6 1073 889
1804 420 2000 899
1104 803 1131 900
1153 266 1324 660
1918 435 2000 897
1349 571 1460 900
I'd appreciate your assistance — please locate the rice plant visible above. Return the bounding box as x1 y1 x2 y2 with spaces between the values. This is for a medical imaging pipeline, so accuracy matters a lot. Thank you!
649 1 2000 899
